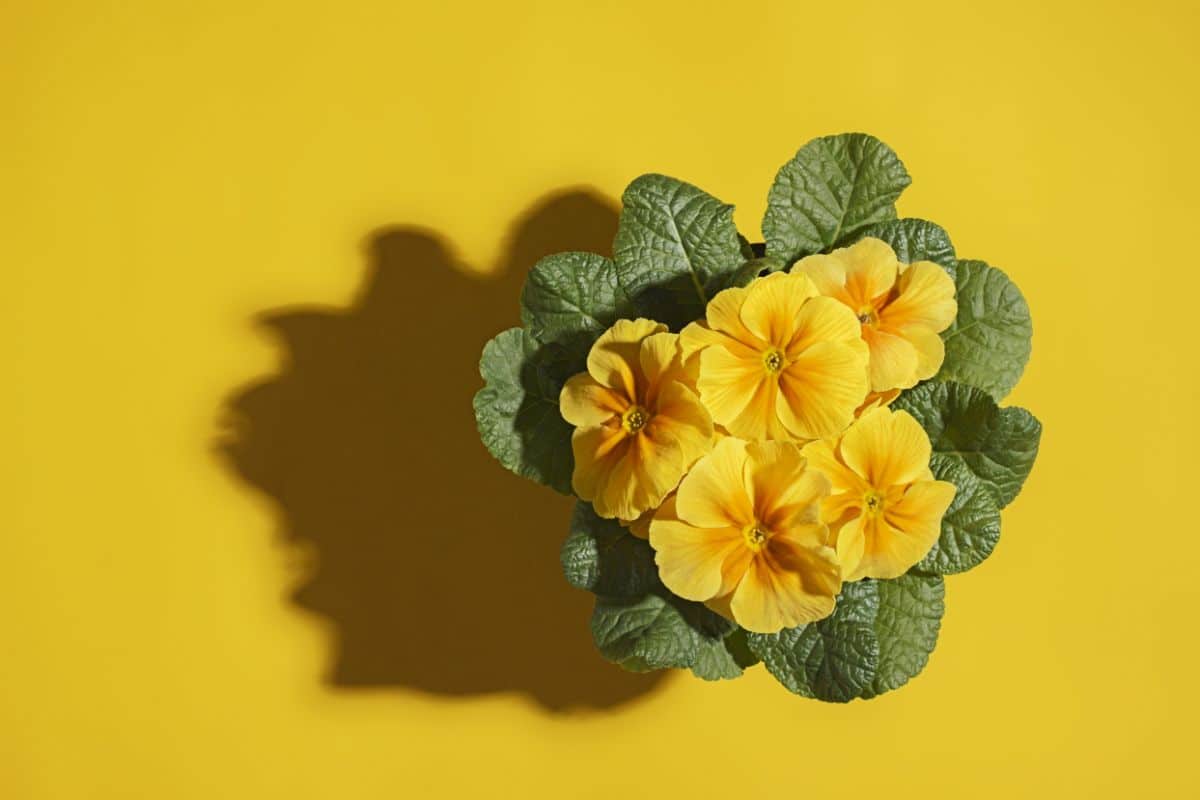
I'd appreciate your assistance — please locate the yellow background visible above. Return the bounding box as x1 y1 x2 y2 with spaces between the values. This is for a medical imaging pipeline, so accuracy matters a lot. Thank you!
4 1 1197 797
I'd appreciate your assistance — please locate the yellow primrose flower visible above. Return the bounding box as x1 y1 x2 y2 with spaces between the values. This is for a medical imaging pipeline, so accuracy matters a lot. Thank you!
793 237 957 392
855 387 901 418
801 406 956 581
561 319 714 521
680 271 869 442
649 437 842 634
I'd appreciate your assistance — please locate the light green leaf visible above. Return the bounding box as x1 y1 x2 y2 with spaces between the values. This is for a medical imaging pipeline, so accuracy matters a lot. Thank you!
473 328 574 494
843 218 956 270
862 573 945 698
613 174 745 327
893 381 1041 508
590 591 737 674
519 251 630 362
764 133 911 264
560 502 659 598
937 259 1032 400
746 581 880 702
917 454 1001 575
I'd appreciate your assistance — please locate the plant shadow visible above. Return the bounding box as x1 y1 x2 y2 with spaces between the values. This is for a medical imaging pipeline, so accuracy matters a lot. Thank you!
217 189 667 711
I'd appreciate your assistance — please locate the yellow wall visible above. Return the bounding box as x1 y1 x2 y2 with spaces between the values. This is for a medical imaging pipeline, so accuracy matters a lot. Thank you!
3 1 1196 797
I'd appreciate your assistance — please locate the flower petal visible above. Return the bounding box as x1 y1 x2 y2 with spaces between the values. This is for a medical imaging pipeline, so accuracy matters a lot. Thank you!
882 261 957 333
570 425 630 507
675 437 754 529
586 318 665 397
856 479 955 579
738 272 818 349
833 513 869 581
839 407 933 490
705 285 763 351
729 542 840 633
639 332 680 401
650 497 748 602
837 237 899 307
598 430 683 520
801 439 870 496
696 345 769 436
745 441 829 530
646 382 713 468
792 253 849 300
862 325 921 391
902 325 946 382
785 295 863 358
776 340 870 440
560 373 628 427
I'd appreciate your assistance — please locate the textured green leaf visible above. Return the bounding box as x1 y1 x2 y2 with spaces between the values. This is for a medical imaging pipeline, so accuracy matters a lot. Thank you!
519 251 630 362
764 133 911 264
747 581 880 702
590 591 736 674
690 634 746 681
937 259 1032 400
843 218 956 270
862 573 945 698
473 328 574 494
719 255 786 290
613 174 745 327
893 381 1041 508
560 502 659 598
917 454 1001 575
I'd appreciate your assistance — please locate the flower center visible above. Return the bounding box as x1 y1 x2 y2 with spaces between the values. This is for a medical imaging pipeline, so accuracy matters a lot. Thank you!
743 522 771 552
857 308 879 325
863 491 884 515
621 405 650 435
762 348 785 375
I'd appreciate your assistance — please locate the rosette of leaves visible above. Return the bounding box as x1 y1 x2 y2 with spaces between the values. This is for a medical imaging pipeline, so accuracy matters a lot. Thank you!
474 133 1041 698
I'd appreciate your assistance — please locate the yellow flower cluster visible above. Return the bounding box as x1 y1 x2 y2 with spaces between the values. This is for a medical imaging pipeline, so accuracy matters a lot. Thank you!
559 238 959 634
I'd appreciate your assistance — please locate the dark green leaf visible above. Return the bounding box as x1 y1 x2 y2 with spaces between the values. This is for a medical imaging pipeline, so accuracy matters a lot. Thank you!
590 591 736 674
613 174 745 327
916 454 1002 575
719 255 787 290
893 381 1041 508
764 133 911 264
473 328 574 494
843 218 956 271
937 259 1032 400
519 251 630 362
746 581 880 702
560 502 658 598
862 573 945 698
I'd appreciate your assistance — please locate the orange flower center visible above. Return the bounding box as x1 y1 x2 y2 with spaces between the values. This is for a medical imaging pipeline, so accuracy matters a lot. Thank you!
621 405 650 435
857 307 879 326
863 491 884 515
762 348 785 375
743 522 771 552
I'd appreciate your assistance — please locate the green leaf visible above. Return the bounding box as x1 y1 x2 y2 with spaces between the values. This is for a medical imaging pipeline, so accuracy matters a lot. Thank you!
613 174 745 328
690 634 746 681
519 251 630 362
893 381 1041 508
719 255 787 290
590 591 737 674
473 328 574 494
764 133 911 264
746 581 880 702
560 502 659 598
937 259 1032 400
862 573 945 698
843 218 956 270
916 454 1001 575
